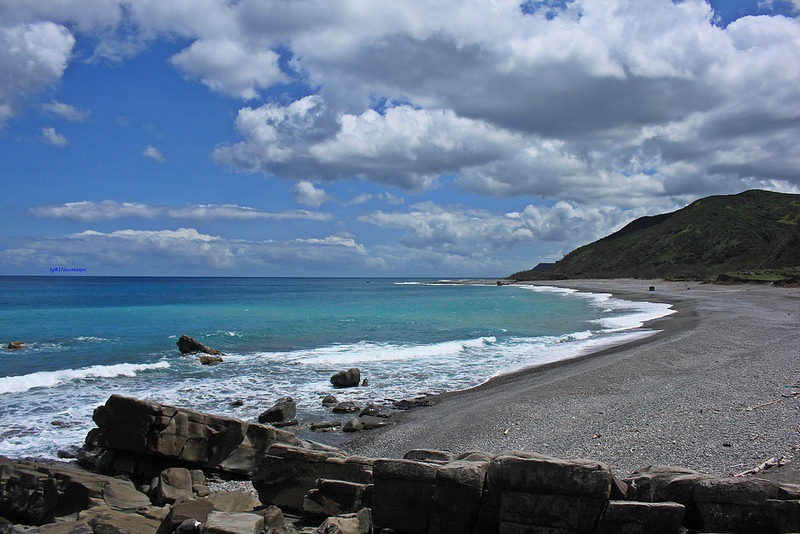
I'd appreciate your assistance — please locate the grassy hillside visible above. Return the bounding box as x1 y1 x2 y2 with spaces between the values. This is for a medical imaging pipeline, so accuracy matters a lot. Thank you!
510 189 800 282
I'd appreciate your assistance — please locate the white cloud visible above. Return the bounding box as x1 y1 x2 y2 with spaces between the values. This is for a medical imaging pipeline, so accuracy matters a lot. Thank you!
346 193 372 206
28 200 332 222
378 192 404 205
40 126 67 146
292 181 328 208
28 200 161 221
359 201 662 257
142 145 165 162
42 100 89 122
0 22 74 127
170 38 285 99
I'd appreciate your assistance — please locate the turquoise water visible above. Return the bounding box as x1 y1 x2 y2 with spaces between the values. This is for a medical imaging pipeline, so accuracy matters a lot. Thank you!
0 276 673 458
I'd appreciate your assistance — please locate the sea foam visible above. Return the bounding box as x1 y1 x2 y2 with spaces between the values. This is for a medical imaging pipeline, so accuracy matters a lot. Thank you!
0 361 170 394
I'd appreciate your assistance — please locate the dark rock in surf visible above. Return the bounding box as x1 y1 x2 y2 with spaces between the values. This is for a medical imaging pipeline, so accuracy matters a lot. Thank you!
198 355 223 365
321 394 338 407
177 335 224 355
330 368 360 388
332 401 359 414
7 341 25 350
258 396 297 424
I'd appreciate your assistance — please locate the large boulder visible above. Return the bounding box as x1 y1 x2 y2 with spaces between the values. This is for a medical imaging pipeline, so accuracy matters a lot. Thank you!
86 394 302 479
372 458 438 534
150 467 194 506
203 511 264 534
330 369 360 388
0 455 150 525
177 335 223 355
302 479 372 517
258 397 297 424
595 500 686 534
252 444 373 512
477 451 613 534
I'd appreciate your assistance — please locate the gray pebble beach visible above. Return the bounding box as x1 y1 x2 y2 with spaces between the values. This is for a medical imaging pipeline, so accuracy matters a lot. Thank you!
343 279 800 480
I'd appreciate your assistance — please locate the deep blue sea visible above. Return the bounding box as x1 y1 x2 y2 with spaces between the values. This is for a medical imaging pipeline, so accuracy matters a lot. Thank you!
0 276 673 458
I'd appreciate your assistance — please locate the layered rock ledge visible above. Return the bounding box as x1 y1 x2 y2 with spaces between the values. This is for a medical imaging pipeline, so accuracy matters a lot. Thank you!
2 396 798 534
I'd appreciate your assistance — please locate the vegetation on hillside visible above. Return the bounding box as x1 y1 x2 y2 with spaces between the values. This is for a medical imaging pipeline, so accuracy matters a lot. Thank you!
510 189 800 282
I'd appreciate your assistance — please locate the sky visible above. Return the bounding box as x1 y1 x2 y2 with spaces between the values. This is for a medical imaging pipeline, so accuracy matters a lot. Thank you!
1 0 799 277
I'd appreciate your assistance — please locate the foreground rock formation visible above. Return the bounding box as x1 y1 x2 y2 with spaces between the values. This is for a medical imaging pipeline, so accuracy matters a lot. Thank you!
2 395 798 533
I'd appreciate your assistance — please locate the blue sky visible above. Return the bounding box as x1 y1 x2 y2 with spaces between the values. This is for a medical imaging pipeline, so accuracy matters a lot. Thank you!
1 0 798 277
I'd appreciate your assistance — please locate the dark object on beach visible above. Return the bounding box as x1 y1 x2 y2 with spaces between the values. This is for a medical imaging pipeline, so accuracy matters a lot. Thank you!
343 416 390 432
198 355 223 365
7 341 25 350
649 286 655 291
229 399 244 407
177 335 224 355
332 401 359 414
331 367 361 388
322 394 338 406
310 421 342 431
258 396 297 424
392 398 434 410
362 378 369 386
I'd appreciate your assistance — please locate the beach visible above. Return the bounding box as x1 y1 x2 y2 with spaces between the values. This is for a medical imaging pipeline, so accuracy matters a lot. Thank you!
344 279 800 481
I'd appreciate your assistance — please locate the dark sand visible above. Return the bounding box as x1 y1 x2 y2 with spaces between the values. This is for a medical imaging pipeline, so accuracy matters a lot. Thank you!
343 279 800 481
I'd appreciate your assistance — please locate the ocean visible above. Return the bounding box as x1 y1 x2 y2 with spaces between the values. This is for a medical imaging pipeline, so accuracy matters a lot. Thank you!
0 276 674 459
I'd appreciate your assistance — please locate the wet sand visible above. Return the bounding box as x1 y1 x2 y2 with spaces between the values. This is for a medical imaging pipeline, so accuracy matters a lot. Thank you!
343 279 800 480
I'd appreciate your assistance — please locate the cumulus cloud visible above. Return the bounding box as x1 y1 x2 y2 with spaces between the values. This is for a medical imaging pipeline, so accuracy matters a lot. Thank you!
142 145 165 162
165 204 332 221
292 181 328 208
171 38 285 99
29 200 161 221
40 126 67 146
0 22 74 127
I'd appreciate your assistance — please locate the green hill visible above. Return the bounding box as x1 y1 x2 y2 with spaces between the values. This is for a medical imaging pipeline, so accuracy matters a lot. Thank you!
510 189 800 282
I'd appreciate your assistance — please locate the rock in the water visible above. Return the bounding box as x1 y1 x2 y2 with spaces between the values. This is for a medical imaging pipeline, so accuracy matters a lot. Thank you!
358 404 380 417
7 341 25 350
230 399 244 407
199 355 223 365
330 368 360 388
321 395 338 407
361 379 369 387
259 397 297 424
310 421 342 432
332 402 359 414
177 335 224 355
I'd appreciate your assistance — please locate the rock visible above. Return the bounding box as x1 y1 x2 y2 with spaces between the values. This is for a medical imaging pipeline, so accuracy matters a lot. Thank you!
252 444 373 513
403 449 454 463
391 398 433 410
230 400 244 407
57 445 82 459
316 516 360 534
261 505 287 528
478 451 612 534
330 369 360 388
259 397 297 424
342 416 389 432
86 394 303 478
175 518 202 533
321 395 338 407
357 404 390 418
7 341 25 350
624 465 708 503
372 458 438 534
332 402 359 414
199 355 223 365
177 335 223 355
595 500 686 534
429 460 489 534
273 419 298 428
361 379 369 387
161 497 216 532
192 484 211 497
150 467 194 506
79 506 163 534
301 479 372 517
310 421 342 432
455 451 493 463
102 479 152 511
28 520 95 533
207 491 261 513
204 511 264 534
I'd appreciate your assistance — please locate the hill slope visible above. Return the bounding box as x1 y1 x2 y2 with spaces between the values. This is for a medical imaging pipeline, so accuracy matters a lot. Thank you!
510 189 800 281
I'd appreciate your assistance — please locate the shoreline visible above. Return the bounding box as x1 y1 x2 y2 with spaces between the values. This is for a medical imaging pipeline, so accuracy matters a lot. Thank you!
341 279 800 481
